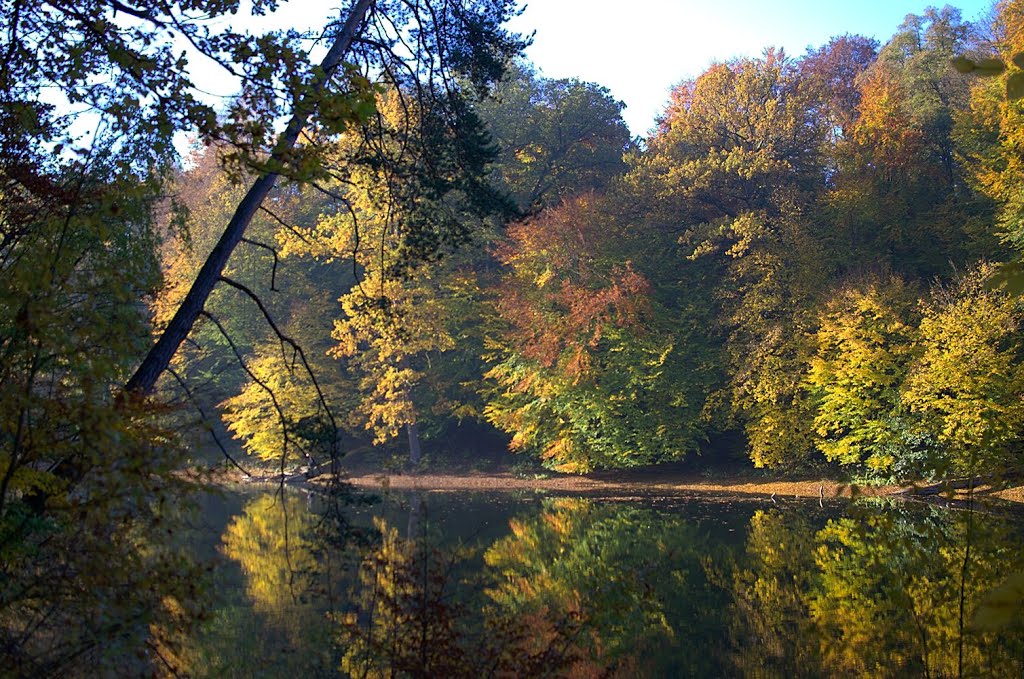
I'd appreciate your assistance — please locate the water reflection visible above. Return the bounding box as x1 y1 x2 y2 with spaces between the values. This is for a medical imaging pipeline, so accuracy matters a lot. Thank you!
178 490 345 677
181 490 1024 678
484 497 728 675
725 502 1024 678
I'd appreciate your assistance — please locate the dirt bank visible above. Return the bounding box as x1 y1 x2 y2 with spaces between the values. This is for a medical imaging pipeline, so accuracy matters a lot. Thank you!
223 459 1024 505
342 470 901 499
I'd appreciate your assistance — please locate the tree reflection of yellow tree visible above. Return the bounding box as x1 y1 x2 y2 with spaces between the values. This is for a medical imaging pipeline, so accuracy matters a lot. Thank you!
810 505 1024 678
164 490 340 676
222 493 321 625
726 504 1024 678
214 490 337 675
721 509 822 678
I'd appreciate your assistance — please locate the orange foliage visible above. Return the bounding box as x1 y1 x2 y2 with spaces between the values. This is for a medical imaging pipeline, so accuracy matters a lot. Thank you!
494 194 651 379
852 68 926 176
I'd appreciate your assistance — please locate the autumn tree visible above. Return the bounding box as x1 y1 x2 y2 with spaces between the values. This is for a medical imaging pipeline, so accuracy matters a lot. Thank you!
257 84 512 466
827 7 993 276
807 278 919 476
482 192 711 471
903 264 1024 477
636 50 828 468
957 0 1024 252
126 0 526 399
799 34 879 144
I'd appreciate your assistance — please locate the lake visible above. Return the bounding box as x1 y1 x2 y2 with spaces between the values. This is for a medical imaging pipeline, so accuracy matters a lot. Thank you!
175 485 1024 677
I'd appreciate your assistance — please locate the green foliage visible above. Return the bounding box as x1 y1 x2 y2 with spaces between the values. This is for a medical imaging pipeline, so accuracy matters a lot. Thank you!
483 498 727 675
483 194 704 471
0 149 205 672
478 63 632 214
705 213 821 469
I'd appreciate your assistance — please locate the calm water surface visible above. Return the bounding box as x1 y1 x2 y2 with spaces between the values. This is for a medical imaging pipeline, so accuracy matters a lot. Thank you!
177 487 1024 677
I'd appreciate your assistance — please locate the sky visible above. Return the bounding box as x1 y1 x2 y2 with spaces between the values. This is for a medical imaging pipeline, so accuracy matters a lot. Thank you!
504 0 995 135
186 0 997 138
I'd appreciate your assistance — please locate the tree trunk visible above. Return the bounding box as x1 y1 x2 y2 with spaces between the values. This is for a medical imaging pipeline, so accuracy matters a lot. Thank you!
407 421 423 467
124 0 374 397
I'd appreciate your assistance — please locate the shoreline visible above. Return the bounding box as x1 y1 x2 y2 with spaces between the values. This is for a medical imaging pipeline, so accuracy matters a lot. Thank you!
212 463 1024 505
340 470 900 499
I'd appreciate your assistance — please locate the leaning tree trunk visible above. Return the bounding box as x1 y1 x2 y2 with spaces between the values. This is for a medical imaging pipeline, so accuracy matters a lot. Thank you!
124 0 374 397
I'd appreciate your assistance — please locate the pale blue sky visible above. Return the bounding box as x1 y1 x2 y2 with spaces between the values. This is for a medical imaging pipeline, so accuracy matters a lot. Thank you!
505 0 995 135
185 0 996 138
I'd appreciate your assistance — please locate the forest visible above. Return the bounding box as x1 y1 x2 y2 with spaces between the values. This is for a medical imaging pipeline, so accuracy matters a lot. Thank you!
4 0 1024 674
164 2 1024 481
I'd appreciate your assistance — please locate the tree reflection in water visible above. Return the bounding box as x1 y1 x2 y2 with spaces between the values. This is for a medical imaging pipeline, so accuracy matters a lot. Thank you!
181 490 1024 678
725 502 1024 678
338 495 591 678
179 490 349 677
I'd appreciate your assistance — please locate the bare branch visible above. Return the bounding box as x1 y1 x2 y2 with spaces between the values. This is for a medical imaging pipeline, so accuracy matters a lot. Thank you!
240 237 280 291
200 310 313 467
258 204 312 246
166 367 252 477
217 275 340 459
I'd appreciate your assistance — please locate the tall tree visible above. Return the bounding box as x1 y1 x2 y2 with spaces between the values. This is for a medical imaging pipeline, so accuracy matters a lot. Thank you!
799 34 879 144
636 50 828 468
957 0 1024 251
482 193 708 471
827 6 993 276
478 64 632 214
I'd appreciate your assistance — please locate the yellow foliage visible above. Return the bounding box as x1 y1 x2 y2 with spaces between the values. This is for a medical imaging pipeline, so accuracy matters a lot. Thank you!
218 346 326 463
331 265 457 445
807 279 915 471
903 264 1024 472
